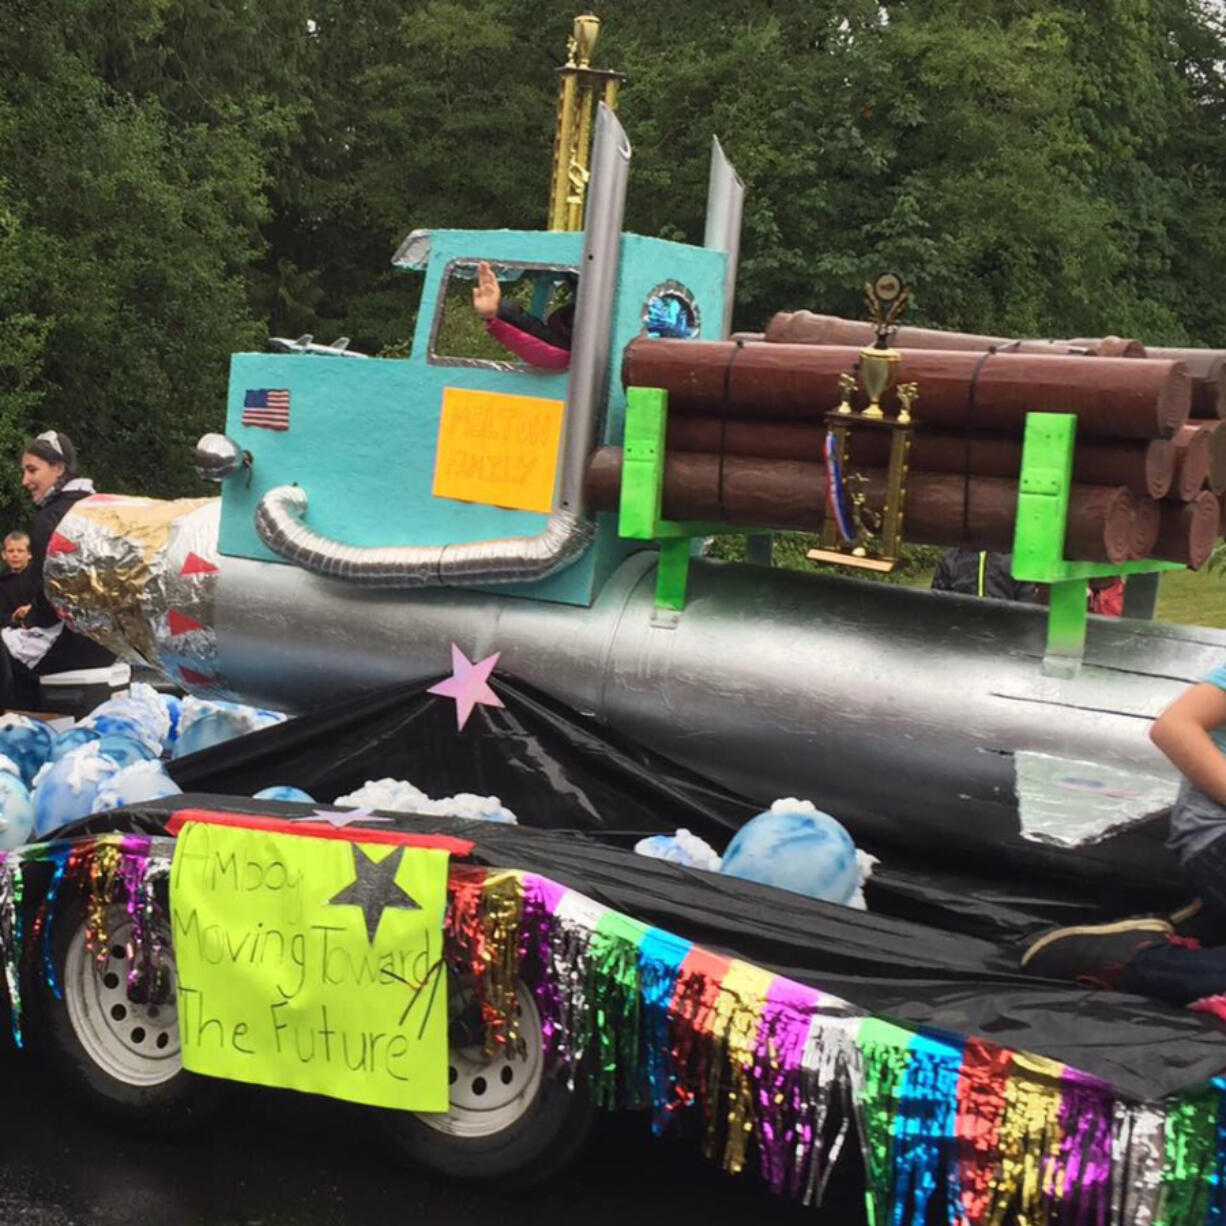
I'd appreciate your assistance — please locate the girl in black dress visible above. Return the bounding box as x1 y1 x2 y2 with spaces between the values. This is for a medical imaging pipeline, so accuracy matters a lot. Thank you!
0 431 113 710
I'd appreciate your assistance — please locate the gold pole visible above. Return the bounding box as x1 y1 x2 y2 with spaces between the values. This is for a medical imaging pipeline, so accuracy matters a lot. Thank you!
549 72 579 231
547 14 626 231
882 384 917 559
566 82 597 229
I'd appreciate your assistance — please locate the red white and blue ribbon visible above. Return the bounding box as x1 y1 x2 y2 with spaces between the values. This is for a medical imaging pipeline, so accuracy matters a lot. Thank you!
824 429 857 542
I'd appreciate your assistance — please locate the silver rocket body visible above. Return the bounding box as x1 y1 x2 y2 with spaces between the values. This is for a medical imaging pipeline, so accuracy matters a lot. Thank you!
213 547 1215 889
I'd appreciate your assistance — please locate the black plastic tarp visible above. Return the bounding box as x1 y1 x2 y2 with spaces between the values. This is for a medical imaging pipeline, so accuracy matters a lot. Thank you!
127 676 1226 1101
166 675 1183 936
167 676 762 846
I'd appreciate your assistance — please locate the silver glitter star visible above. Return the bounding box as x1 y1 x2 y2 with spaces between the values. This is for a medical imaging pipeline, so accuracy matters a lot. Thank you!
301 807 393 828
327 844 420 943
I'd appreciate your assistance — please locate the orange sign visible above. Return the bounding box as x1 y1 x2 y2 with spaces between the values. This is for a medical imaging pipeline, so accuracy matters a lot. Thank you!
432 388 565 514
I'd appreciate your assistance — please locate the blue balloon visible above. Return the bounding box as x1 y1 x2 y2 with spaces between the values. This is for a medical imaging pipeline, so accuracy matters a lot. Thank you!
50 726 102 762
94 761 182 812
81 706 164 757
173 701 285 759
33 745 123 839
719 805 860 906
95 734 157 769
0 771 35 851
0 715 53 786
85 711 154 741
634 829 721 871
161 693 182 745
172 711 239 758
254 785 316 804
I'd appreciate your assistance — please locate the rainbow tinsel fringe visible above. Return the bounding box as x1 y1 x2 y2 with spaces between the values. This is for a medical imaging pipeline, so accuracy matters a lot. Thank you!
1 837 1223 1224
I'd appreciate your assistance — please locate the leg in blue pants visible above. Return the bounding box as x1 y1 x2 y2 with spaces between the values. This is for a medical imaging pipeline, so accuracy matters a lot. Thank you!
1123 834 1226 1005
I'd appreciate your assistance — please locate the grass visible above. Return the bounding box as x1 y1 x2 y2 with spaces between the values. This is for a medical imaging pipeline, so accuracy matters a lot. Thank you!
1156 565 1226 628
892 555 1226 630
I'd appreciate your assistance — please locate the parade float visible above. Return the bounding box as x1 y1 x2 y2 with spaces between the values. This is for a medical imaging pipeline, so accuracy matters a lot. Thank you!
6 13 1226 1223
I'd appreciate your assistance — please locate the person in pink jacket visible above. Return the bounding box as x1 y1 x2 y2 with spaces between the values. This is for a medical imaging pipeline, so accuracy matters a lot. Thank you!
472 261 573 370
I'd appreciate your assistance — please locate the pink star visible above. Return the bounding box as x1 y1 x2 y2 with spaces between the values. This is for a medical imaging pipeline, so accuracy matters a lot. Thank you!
427 644 504 730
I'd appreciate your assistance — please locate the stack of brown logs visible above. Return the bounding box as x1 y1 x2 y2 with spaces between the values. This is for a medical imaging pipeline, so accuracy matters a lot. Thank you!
589 323 1226 568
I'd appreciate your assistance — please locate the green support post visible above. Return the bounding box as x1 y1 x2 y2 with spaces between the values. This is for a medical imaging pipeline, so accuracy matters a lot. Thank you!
1045 580 1090 669
655 538 692 612
620 385 668 542
619 385 732 621
1011 412 1183 677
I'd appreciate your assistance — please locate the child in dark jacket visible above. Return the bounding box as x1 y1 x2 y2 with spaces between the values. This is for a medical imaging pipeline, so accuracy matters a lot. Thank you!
0 532 36 627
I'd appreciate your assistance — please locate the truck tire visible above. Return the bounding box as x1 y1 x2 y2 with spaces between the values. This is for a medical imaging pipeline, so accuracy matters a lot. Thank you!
31 892 221 1130
381 979 596 1186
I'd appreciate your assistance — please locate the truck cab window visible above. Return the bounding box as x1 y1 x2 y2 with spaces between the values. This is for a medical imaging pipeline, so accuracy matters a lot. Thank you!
430 261 578 371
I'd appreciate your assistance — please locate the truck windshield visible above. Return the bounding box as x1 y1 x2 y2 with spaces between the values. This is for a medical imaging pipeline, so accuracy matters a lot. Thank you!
430 260 578 371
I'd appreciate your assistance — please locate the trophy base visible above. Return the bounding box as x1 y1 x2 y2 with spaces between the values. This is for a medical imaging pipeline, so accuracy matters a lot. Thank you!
806 548 899 574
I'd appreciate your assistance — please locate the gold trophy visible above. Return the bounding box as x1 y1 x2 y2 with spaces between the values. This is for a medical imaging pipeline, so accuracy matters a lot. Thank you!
858 272 908 417
806 272 916 572
547 15 627 231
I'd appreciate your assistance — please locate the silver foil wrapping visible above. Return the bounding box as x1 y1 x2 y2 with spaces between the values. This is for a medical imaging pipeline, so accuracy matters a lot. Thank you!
45 495 234 697
1014 750 1180 849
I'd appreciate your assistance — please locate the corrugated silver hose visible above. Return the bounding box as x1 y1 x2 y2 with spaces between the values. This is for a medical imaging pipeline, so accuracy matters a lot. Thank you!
254 103 631 589
254 489 595 588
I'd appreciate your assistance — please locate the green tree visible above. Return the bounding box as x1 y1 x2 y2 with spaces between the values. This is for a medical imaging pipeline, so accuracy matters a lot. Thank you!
256 0 569 355
0 0 299 518
3 0 1226 527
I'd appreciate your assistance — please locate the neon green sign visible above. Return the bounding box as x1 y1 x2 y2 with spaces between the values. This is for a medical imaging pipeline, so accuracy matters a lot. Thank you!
170 820 450 1111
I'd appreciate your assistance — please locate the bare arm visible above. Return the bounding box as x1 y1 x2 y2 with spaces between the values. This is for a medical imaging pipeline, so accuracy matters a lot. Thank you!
1150 683 1226 806
472 261 500 320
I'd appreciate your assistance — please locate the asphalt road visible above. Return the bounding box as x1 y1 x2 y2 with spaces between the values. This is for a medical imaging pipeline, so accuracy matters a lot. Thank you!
0 1042 864 1225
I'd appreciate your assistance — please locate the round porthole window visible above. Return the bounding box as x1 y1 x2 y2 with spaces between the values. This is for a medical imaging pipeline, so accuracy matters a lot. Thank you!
642 282 700 340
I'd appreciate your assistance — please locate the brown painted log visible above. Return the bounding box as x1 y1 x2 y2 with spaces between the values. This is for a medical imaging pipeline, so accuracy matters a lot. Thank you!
1155 493 1221 569
1211 422 1226 496
1127 348 1226 420
766 312 1147 358
760 313 1224 414
1172 424 1214 501
1068 341 1226 418
584 447 1136 562
622 339 1191 439
1064 487 1137 564
664 417 1175 498
1131 497 1161 560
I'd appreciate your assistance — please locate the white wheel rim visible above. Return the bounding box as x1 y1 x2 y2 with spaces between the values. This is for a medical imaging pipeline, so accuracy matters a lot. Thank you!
417 983 545 1139
62 907 182 1087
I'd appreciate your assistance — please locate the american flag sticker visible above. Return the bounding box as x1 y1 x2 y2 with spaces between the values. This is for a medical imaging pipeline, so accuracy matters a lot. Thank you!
242 388 291 431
